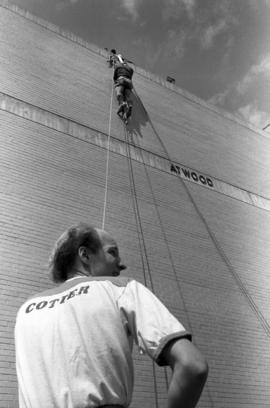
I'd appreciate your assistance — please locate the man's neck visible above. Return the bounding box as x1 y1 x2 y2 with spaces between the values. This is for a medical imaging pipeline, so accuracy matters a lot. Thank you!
69 268 91 279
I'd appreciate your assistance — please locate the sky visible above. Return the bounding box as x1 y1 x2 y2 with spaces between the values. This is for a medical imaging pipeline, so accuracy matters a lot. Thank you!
10 0 270 131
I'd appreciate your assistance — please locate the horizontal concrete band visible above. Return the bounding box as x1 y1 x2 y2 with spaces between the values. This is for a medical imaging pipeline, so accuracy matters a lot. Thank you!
1 91 270 213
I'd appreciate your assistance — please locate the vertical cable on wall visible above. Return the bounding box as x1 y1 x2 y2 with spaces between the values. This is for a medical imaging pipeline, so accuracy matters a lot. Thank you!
124 125 159 408
101 80 114 230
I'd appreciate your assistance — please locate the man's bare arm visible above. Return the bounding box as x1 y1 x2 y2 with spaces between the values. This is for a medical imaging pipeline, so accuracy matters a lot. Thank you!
162 338 208 408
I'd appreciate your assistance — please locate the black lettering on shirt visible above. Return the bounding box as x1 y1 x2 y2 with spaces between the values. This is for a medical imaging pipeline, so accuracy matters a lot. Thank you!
77 285 89 295
36 301 48 310
48 299 60 308
60 295 69 304
25 303 36 313
67 289 78 299
24 284 90 313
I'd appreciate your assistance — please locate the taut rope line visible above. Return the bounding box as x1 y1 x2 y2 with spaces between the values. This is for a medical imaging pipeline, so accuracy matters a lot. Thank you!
124 125 159 408
101 79 114 230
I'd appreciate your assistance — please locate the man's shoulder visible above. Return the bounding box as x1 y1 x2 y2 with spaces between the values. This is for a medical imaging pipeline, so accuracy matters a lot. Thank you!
89 275 133 288
27 276 134 301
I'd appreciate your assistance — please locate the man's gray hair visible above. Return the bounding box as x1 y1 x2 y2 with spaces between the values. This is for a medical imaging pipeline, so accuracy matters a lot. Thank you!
49 223 102 283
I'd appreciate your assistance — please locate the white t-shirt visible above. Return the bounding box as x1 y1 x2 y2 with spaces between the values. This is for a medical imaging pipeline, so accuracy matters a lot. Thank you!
15 276 191 408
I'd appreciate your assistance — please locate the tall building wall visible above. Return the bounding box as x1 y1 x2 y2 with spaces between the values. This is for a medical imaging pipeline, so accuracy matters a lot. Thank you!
1 1 270 407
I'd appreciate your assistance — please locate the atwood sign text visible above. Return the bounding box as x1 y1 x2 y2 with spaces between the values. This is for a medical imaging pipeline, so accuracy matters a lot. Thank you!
170 163 214 188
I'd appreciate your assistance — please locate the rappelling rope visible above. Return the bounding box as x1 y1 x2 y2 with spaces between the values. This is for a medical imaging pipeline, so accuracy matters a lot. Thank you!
101 62 158 407
124 127 155 291
133 132 192 324
129 128 191 393
124 125 159 408
101 79 114 230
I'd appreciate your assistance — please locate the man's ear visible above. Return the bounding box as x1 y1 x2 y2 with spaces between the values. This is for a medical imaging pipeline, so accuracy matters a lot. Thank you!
78 246 90 265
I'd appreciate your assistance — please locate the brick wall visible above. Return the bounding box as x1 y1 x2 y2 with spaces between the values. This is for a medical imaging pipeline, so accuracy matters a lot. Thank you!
1 2 270 407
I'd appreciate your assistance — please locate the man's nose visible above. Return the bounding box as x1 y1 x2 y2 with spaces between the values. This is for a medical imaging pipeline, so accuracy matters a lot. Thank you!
119 262 127 271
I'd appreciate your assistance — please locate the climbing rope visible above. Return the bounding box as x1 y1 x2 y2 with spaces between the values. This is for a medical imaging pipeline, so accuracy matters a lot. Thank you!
128 126 193 393
101 79 114 230
101 60 159 407
124 125 159 408
131 131 193 325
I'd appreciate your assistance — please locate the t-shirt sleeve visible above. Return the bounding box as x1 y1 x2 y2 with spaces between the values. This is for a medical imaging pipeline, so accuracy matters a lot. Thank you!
117 280 192 366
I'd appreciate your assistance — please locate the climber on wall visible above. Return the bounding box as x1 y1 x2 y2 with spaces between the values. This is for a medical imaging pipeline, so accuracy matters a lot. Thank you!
113 60 134 123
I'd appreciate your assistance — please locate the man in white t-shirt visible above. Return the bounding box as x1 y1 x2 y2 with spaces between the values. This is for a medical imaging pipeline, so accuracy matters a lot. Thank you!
15 223 208 408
